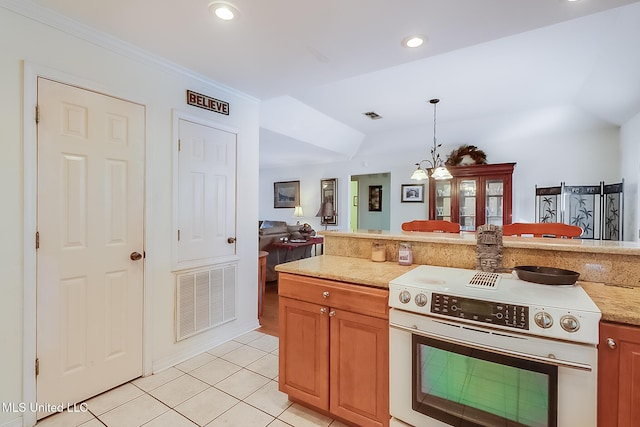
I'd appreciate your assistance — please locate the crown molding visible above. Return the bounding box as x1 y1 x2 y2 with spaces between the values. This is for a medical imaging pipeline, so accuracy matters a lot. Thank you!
0 0 259 103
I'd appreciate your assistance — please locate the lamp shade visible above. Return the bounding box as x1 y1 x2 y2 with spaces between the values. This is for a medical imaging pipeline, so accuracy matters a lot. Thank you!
293 206 304 218
316 201 336 225
431 166 453 180
410 166 429 180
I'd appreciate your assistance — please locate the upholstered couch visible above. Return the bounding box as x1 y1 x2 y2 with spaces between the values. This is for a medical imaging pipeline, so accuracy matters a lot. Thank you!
259 220 314 282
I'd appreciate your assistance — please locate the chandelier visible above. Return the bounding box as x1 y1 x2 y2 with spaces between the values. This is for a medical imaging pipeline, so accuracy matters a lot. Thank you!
410 98 453 181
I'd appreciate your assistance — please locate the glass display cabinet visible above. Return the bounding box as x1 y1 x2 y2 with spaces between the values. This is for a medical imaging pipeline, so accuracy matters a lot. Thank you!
429 163 515 231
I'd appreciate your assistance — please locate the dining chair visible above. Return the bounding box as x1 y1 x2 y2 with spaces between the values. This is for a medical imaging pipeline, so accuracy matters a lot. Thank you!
502 222 583 238
401 220 461 233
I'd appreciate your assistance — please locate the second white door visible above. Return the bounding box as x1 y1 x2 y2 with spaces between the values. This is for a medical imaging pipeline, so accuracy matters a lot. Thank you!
176 118 237 267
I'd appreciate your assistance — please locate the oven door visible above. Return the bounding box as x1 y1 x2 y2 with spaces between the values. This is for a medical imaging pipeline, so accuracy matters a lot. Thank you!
389 309 597 427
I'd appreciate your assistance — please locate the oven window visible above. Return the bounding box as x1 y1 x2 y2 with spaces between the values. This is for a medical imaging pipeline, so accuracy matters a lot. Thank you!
412 335 557 427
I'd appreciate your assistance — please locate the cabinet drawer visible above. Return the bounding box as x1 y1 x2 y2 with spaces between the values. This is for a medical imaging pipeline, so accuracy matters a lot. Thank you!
279 273 388 319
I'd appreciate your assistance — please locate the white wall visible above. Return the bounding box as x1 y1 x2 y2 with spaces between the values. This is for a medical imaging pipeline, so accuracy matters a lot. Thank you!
621 112 640 241
259 126 622 233
0 6 259 425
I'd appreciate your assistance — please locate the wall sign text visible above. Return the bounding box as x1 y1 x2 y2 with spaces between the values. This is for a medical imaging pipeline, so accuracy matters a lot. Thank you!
186 90 230 115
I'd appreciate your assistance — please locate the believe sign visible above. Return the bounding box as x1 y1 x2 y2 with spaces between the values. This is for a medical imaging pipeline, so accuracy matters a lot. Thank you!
186 90 230 115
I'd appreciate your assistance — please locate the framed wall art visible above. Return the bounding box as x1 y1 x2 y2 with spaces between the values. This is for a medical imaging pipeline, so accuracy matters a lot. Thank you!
318 178 337 225
368 185 382 211
401 184 425 203
273 180 300 208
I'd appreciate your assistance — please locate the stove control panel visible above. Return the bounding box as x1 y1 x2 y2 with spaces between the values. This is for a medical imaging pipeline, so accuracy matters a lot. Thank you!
431 293 530 330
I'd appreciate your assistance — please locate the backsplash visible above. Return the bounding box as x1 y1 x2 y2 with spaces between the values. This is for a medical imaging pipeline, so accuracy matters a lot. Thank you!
324 233 640 288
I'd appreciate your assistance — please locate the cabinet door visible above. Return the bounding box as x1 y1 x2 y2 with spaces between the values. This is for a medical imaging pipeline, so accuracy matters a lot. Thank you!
598 322 640 427
433 180 452 221
484 178 506 226
279 297 329 410
330 309 389 427
457 179 478 231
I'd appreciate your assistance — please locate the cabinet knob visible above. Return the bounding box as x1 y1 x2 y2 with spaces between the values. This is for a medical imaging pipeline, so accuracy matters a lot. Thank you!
320 307 327 314
227 237 236 244
329 310 336 317
607 337 617 349
322 291 330 298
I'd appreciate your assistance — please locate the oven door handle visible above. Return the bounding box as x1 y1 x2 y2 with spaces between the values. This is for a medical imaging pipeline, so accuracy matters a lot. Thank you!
390 323 593 372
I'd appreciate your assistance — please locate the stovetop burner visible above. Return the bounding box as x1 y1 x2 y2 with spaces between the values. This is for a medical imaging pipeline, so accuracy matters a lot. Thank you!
389 265 601 344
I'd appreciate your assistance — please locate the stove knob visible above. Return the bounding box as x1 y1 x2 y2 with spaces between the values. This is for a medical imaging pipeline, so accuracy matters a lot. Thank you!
560 315 580 333
415 293 428 307
399 290 411 304
534 312 554 329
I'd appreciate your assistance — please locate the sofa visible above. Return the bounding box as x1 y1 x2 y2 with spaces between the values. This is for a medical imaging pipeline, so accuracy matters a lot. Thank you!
259 220 315 282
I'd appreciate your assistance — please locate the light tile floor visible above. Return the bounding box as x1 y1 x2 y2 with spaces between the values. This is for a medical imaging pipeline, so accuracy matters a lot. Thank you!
36 331 348 427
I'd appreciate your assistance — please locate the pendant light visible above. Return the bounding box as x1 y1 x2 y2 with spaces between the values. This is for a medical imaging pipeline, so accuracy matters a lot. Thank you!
410 99 453 181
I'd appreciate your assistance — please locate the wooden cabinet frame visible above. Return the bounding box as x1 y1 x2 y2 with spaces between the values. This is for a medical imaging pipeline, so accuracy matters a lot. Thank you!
278 273 389 427
428 163 515 229
598 321 640 427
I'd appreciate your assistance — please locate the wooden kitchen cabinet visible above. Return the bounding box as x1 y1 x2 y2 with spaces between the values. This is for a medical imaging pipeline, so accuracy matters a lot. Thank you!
428 162 515 231
598 321 640 427
279 273 389 427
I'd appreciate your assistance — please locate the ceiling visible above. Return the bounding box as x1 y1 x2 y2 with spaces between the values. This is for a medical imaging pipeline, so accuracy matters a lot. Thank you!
26 0 640 168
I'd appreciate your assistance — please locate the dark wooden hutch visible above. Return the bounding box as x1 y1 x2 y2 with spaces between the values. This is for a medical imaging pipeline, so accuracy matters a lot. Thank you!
428 163 515 231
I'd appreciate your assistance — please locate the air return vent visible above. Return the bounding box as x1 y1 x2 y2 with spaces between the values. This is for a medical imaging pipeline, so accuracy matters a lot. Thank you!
176 263 237 341
363 111 382 120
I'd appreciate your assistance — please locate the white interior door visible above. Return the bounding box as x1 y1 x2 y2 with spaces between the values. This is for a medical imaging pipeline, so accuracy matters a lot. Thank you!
36 78 145 416
176 119 237 267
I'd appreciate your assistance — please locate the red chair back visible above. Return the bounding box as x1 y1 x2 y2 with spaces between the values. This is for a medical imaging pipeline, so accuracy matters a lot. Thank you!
401 220 461 233
502 222 582 238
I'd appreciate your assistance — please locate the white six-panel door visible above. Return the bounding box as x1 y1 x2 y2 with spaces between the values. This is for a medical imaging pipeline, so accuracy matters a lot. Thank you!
36 78 145 416
176 119 237 267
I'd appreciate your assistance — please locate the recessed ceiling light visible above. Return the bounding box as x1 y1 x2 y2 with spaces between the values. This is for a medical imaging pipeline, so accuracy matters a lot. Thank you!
208 1 240 21
402 35 426 48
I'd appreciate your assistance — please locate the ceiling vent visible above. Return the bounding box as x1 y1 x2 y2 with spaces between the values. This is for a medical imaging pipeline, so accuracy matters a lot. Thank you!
363 111 382 120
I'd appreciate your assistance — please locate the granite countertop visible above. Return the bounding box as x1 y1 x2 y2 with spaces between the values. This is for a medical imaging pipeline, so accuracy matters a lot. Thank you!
579 281 640 326
275 255 417 289
276 255 640 327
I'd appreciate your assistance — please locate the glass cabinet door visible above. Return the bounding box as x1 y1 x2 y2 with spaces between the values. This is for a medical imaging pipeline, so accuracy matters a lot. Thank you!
485 180 504 226
458 180 476 231
434 181 452 220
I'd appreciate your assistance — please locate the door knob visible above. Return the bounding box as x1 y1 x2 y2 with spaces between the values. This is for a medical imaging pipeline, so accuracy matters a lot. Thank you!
130 252 143 261
227 237 236 244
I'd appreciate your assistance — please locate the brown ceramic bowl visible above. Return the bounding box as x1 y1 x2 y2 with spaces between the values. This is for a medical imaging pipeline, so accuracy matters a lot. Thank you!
513 266 580 285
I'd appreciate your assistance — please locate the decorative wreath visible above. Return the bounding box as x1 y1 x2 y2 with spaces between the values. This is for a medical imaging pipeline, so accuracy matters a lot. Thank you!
445 144 487 166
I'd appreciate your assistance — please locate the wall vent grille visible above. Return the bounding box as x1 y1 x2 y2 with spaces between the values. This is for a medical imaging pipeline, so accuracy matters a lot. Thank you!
363 111 382 120
176 263 237 341
466 272 501 289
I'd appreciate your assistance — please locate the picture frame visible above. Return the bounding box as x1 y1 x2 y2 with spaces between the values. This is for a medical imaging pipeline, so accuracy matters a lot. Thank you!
401 184 425 203
368 185 382 211
273 180 300 208
319 178 337 225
